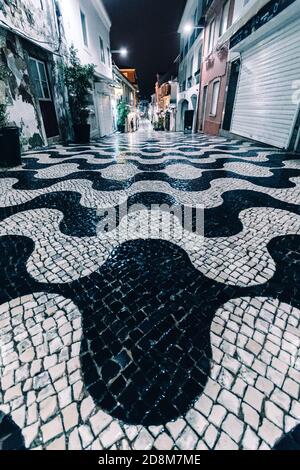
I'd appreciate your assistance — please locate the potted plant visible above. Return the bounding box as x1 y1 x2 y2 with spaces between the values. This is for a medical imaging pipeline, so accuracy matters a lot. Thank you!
63 47 95 144
153 116 164 131
117 100 129 133
0 65 21 167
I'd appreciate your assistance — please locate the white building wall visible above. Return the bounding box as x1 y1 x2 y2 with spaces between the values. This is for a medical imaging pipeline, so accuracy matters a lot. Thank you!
176 0 204 131
59 0 114 137
59 0 112 80
232 0 257 23
0 0 58 47
0 0 72 148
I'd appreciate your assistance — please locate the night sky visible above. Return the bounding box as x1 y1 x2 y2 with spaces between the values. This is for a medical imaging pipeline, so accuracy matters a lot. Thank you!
103 0 187 100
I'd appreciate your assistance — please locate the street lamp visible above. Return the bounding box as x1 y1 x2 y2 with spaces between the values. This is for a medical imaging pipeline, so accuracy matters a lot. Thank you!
112 48 128 58
183 23 203 35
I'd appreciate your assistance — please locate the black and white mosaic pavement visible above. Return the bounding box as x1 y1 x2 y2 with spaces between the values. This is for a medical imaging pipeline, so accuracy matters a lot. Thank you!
0 122 300 450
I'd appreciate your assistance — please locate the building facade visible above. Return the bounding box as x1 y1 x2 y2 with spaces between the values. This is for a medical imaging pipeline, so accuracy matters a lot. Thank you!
177 0 205 131
196 0 235 135
119 69 139 108
0 0 72 149
225 0 300 150
112 65 139 132
59 0 114 138
196 0 300 150
154 73 178 131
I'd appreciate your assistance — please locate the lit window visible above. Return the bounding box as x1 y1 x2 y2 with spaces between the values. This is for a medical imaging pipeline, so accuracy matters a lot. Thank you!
80 10 88 47
207 19 216 54
210 80 220 116
219 1 230 37
99 37 105 63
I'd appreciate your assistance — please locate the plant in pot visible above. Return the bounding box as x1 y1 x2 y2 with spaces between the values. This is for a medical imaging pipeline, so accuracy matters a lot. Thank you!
63 46 95 144
0 65 21 167
117 100 129 133
153 116 164 131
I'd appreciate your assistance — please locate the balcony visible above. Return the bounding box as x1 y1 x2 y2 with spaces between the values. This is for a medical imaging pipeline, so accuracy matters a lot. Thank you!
187 76 193 89
194 69 201 84
179 82 186 93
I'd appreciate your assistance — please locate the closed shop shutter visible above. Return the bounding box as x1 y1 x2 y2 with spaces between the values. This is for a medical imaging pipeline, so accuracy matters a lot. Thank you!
231 16 300 149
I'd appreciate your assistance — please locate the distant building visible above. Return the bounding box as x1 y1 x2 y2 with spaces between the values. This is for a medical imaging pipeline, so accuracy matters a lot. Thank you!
112 65 139 131
119 69 140 107
59 0 115 138
177 0 205 131
0 0 72 149
155 73 178 131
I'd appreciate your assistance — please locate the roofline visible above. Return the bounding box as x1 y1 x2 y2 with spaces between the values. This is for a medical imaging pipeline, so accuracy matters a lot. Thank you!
113 65 136 92
178 0 195 33
91 0 112 30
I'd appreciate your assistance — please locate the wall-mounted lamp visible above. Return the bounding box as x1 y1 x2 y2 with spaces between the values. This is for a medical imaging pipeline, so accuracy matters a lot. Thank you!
112 48 128 57
183 23 203 35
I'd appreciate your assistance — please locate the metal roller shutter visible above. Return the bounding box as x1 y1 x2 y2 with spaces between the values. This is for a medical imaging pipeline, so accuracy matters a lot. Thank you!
231 15 300 149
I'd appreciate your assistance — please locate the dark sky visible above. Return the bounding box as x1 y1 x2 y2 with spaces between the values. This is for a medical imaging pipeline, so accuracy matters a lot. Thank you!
103 0 186 100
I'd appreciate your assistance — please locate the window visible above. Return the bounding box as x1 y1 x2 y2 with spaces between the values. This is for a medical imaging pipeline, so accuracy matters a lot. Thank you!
80 10 88 47
219 1 230 37
210 80 220 116
207 19 216 54
29 58 51 100
99 36 105 63
107 48 111 67
40 0 44 9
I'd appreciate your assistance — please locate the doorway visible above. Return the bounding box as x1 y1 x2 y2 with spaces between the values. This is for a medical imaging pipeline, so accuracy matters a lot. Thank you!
199 86 208 131
29 57 59 139
222 59 240 131
289 105 300 153
179 100 189 132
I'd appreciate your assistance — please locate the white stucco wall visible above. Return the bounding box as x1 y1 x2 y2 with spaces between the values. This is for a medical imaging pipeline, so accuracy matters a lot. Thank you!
59 0 112 80
232 0 257 23
0 0 58 48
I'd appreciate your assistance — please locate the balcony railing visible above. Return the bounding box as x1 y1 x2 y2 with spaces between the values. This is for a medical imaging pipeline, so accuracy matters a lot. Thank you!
194 69 201 84
179 82 186 93
187 76 193 89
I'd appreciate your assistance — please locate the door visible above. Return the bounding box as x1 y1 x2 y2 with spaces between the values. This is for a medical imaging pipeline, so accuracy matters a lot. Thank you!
199 86 208 131
29 58 59 139
97 94 113 137
222 59 240 131
180 100 189 131
184 110 194 133
230 15 300 148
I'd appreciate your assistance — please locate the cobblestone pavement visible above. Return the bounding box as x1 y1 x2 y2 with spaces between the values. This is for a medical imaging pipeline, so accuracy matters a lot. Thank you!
0 122 300 450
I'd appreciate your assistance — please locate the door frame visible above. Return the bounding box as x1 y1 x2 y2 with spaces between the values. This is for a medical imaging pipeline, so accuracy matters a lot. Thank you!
222 58 241 132
29 56 59 141
288 102 300 152
199 85 208 132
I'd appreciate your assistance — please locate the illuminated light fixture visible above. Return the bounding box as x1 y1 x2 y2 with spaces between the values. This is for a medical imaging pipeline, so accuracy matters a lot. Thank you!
112 48 128 57
183 23 203 35
183 23 194 34
120 47 128 57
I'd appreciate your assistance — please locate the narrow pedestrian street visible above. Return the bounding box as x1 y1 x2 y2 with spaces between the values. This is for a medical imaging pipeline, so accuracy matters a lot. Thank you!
0 121 300 450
